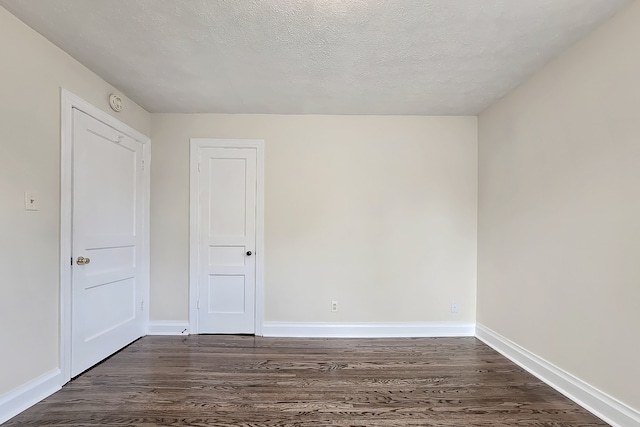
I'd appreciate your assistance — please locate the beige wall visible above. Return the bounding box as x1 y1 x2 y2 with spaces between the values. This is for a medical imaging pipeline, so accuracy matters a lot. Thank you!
0 7 150 395
151 115 477 323
478 0 640 410
7 0 637 415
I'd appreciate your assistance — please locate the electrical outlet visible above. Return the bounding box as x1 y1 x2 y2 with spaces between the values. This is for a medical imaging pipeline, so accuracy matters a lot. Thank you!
451 301 459 313
331 301 338 312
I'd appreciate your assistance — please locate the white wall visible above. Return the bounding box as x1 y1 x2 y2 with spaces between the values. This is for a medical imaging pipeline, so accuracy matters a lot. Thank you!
0 6 150 395
151 115 477 324
478 0 640 411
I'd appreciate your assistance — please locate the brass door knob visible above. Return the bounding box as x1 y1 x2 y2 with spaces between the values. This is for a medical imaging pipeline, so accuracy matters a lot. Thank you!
76 256 91 265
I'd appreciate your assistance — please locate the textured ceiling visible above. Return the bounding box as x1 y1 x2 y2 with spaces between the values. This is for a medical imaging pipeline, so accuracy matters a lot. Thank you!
0 0 632 114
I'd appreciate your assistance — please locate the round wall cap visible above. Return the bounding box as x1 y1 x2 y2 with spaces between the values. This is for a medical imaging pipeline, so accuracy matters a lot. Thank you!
109 94 123 112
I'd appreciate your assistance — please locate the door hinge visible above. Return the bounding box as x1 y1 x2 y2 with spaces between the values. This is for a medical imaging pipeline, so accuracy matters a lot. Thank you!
198 162 201 172
197 300 200 310
141 159 145 171
141 300 144 311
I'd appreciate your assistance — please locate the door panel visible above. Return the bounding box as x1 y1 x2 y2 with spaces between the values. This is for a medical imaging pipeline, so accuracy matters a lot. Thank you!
209 158 248 237
208 246 246 267
82 278 136 340
198 148 256 334
208 275 246 313
71 109 144 376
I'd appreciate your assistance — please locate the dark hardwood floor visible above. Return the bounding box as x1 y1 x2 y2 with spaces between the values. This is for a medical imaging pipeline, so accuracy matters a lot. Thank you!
5 336 608 426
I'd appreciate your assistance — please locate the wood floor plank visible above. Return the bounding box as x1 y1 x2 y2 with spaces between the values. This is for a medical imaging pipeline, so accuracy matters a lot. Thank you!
5 336 608 426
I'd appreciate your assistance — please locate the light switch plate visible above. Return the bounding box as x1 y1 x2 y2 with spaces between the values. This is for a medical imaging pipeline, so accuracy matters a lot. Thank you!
25 191 39 211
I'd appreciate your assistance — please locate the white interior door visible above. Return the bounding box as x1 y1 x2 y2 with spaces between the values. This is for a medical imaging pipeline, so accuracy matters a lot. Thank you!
196 147 257 334
71 108 145 376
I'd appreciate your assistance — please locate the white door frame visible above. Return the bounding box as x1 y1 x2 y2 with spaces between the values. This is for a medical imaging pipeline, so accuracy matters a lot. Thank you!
60 88 151 383
189 138 265 335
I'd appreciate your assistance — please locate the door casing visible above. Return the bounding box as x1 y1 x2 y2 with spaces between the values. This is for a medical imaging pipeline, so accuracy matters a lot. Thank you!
189 138 265 335
60 89 151 383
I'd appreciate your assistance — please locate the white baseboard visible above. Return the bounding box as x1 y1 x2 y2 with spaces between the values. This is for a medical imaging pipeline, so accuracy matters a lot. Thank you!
476 323 640 427
262 321 475 338
0 368 62 425
147 321 190 336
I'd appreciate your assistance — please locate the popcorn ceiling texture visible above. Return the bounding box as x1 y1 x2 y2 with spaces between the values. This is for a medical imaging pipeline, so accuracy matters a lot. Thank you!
0 0 631 114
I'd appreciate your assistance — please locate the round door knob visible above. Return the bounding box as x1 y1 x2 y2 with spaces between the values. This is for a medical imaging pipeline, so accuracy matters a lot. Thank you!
246 251 252 256
76 256 91 265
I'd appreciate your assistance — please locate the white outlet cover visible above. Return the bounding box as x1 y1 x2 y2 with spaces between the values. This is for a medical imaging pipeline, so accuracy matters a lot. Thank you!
451 301 459 313
24 191 39 211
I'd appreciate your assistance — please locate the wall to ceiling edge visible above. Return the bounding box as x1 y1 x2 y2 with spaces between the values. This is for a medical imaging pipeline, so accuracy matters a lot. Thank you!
1 0 479 403
3 0 640 422
150 114 478 327
0 5 150 397
477 0 640 411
